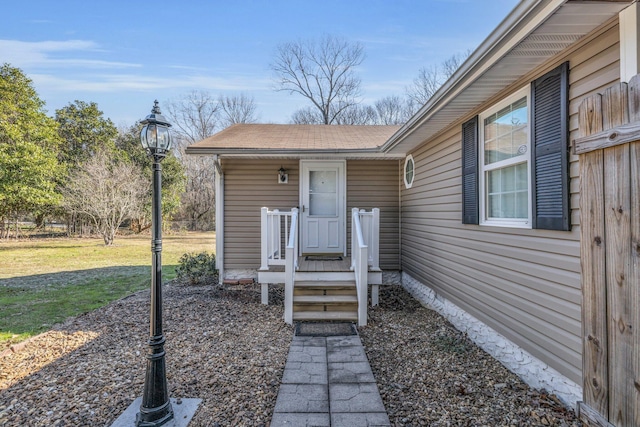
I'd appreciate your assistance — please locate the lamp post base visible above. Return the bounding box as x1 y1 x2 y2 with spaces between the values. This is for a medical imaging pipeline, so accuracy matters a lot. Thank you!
111 398 201 427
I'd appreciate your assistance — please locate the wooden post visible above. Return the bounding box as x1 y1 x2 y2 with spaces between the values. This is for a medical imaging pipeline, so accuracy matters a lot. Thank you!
601 83 634 427
578 93 609 418
630 76 640 426
630 139 640 427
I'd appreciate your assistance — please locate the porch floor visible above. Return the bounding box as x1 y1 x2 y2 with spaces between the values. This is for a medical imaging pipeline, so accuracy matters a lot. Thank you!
298 256 352 272
265 257 353 273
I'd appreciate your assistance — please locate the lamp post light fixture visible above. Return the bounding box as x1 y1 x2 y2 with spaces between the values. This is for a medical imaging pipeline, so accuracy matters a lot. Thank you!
137 100 174 427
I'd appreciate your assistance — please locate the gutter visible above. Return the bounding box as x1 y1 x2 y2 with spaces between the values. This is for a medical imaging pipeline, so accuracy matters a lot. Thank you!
381 0 563 153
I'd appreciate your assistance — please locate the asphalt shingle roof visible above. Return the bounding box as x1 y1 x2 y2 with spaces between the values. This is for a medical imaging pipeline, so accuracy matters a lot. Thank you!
187 124 402 152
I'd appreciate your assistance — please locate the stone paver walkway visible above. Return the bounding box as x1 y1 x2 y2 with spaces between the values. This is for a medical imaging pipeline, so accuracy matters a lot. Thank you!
271 334 390 427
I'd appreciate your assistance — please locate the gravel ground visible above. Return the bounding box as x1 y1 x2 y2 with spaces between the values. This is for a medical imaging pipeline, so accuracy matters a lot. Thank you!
0 284 292 426
0 283 581 426
360 286 581 426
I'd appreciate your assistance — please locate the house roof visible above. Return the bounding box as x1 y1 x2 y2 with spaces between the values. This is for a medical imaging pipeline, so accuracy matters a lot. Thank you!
185 124 402 156
382 0 633 154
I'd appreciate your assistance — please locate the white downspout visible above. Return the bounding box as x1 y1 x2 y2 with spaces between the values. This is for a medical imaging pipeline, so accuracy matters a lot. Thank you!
214 155 224 281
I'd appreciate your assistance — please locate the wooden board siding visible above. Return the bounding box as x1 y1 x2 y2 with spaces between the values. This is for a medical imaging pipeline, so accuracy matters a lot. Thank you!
346 160 400 270
400 22 620 385
223 159 400 271
223 159 299 270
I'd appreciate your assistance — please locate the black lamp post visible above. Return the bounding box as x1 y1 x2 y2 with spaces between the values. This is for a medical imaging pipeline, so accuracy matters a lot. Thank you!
136 100 174 427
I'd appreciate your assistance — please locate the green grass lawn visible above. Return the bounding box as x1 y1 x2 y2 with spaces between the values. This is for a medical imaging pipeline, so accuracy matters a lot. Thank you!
0 231 215 349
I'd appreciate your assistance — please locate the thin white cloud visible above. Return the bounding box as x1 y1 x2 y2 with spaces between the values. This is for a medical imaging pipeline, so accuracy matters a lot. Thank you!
0 39 140 69
30 72 272 93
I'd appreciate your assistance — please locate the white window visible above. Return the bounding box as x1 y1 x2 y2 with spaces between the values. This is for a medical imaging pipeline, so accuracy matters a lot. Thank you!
478 87 531 228
404 155 414 189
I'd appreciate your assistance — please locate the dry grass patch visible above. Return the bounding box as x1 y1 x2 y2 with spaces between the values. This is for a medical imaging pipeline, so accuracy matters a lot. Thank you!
0 232 215 348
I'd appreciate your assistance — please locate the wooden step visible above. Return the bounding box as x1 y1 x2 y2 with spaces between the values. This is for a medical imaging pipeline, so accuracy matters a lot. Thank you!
292 311 358 321
295 280 356 288
294 295 358 304
294 287 357 296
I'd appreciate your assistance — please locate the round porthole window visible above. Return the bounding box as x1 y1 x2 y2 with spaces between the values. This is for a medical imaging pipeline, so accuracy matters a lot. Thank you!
404 155 414 189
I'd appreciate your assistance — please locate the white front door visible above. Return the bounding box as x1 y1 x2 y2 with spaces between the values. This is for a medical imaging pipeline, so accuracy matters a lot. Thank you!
300 161 346 254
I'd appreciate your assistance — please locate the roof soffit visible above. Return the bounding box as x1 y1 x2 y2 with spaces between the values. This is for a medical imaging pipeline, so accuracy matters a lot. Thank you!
383 0 632 155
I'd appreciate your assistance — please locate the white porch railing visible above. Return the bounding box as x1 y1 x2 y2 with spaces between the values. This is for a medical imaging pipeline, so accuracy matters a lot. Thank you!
356 208 380 272
260 207 297 270
284 208 299 324
351 207 369 327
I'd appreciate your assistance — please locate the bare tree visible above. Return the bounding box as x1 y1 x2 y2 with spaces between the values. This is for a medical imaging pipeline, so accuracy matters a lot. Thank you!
334 104 377 125
290 107 323 124
406 50 472 113
406 65 442 107
166 90 258 231
165 90 220 144
271 35 365 125
219 93 258 127
63 150 147 245
164 91 219 230
374 95 411 125
441 50 472 79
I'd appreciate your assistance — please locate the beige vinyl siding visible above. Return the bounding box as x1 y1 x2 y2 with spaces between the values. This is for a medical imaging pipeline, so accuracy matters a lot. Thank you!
223 159 401 271
346 160 400 270
223 159 299 270
400 22 619 385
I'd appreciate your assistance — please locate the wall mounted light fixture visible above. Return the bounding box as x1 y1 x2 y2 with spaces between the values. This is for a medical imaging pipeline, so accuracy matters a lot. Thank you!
278 166 288 184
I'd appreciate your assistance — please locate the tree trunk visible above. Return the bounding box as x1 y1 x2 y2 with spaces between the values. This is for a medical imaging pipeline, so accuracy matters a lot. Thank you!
14 214 19 239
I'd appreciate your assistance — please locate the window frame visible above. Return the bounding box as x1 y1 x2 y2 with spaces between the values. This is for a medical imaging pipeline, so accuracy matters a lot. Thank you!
478 86 532 228
404 154 415 189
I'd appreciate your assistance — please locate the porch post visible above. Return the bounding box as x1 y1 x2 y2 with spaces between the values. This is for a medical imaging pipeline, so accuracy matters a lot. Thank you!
215 158 224 281
260 207 269 270
371 208 380 272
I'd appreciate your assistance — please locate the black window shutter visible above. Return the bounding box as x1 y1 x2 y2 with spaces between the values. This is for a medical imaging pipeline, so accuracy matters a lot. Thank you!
531 62 570 231
461 116 479 224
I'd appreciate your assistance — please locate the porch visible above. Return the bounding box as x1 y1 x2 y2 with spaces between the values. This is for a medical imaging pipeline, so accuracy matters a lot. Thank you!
258 207 382 326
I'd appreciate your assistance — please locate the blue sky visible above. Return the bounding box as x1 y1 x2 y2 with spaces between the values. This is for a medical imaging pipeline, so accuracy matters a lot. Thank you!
2 0 519 127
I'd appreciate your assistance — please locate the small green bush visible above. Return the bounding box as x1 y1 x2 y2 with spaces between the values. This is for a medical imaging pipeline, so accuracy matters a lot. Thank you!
175 252 218 285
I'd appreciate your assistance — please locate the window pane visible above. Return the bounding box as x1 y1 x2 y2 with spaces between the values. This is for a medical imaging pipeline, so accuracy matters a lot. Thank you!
484 138 498 165
310 193 336 215
516 191 528 218
405 158 414 185
486 162 528 219
310 171 336 193
502 192 516 218
488 193 501 218
501 164 515 191
484 96 528 166
516 163 528 190
309 170 337 216
489 168 501 193
497 134 514 162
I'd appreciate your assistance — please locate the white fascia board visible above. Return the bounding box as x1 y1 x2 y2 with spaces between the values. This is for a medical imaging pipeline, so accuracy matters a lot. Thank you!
382 0 565 154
